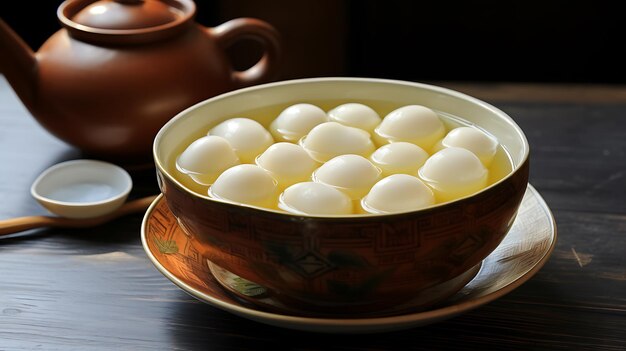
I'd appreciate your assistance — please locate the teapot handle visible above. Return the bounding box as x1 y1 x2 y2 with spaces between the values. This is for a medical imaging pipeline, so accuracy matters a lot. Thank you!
209 18 281 88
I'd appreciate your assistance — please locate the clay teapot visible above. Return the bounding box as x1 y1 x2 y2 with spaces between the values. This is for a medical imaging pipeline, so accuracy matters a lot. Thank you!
0 0 280 163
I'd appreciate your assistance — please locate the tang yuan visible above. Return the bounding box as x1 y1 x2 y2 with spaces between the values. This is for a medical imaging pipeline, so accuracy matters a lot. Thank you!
256 143 318 188
270 103 328 142
362 174 435 214
279 182 353 215
208 118 274 163
418 147 488 202
327 103 381 132
370 142 429 177
301 122 376 162
313 154 381 199
441 127 499 167
374 105 445 150
209 164 277 208
176 136 240 185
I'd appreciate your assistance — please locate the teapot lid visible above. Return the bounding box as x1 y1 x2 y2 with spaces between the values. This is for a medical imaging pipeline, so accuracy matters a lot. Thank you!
58 0 196 44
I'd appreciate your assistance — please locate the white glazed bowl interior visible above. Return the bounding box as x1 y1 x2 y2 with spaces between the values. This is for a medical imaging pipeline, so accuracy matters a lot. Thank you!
31 159 132 219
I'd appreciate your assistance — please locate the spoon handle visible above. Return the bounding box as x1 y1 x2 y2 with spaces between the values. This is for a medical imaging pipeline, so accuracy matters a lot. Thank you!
0 195 158 237
0 216 59 235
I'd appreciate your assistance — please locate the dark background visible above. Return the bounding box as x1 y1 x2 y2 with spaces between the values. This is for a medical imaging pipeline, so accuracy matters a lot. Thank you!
3 0 625 84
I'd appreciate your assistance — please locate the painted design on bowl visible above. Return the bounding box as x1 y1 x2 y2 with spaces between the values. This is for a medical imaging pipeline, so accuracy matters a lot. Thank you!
157 157 527 313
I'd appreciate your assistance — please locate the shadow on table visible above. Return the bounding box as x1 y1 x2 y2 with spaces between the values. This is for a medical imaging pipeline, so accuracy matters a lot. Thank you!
164 293 487 349
165 274 606 350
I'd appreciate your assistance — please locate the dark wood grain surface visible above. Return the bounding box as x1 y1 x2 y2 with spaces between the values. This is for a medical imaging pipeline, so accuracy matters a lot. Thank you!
1 76 625 350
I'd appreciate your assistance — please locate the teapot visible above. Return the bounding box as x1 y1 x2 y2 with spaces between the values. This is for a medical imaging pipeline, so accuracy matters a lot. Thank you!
0 0 280 163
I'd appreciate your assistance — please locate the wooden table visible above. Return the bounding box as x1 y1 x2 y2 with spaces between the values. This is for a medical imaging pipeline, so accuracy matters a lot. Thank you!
1 76 625 350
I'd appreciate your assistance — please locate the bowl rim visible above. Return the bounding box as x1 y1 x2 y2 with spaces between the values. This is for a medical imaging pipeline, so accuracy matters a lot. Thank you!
153 77 530 219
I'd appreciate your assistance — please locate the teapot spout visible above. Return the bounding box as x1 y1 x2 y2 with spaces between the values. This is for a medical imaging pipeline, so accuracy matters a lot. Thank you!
0 19 37 109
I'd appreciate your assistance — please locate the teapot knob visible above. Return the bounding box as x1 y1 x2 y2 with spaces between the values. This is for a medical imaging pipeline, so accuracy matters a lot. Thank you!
114 0 144 4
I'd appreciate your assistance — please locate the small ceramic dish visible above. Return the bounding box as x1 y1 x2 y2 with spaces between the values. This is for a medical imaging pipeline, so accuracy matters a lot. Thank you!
142 184 557 333
31 159 132 219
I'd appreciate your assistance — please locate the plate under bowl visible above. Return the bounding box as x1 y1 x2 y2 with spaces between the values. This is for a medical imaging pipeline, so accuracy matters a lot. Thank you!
141 184 556 333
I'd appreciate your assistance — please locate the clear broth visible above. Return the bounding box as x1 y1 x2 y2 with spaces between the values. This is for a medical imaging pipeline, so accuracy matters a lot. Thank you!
167 99 514 210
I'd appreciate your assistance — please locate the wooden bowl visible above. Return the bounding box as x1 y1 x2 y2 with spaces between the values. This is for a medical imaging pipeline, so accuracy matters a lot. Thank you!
153 78 529 314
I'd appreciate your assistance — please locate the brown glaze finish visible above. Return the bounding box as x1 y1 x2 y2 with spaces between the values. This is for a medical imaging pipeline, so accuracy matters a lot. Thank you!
0 0 281 163
157 160 529 314
151 77 531 314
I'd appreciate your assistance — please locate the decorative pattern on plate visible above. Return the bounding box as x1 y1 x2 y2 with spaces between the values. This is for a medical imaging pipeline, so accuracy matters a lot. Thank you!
142 184 556 333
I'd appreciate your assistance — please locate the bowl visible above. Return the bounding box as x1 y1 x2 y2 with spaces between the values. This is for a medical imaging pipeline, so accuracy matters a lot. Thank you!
152 78 529 314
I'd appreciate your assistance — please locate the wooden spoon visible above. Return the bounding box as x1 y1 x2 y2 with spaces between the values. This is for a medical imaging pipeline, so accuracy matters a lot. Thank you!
0 195 157 236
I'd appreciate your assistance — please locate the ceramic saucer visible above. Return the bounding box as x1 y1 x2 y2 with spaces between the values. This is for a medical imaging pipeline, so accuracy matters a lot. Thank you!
206 259 482 318
141 184 557 333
